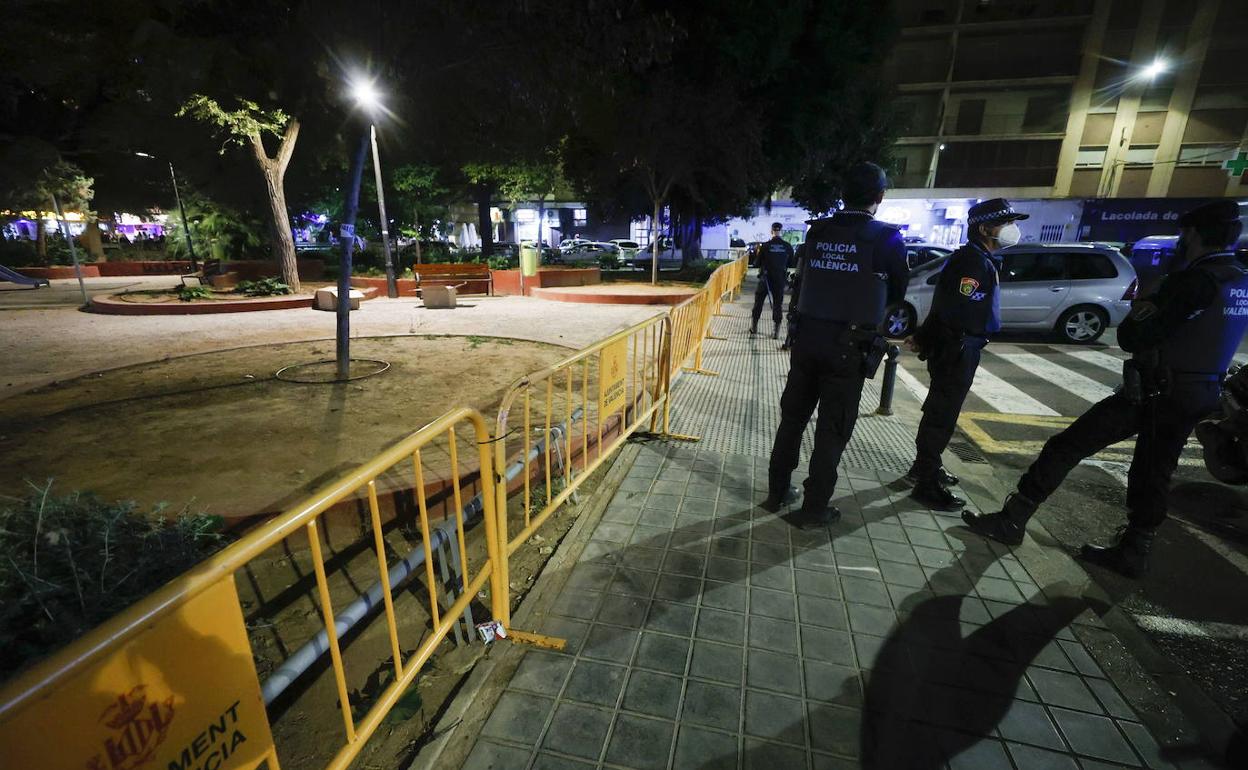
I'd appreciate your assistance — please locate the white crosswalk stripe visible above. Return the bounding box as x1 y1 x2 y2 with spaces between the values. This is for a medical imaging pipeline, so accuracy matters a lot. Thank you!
994 350 1116 403
969 366 1059 415
894 364 929 404
1064 349 1125 374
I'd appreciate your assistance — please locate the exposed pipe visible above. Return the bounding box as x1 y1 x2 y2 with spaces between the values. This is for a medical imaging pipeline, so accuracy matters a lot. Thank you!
260 409 584 705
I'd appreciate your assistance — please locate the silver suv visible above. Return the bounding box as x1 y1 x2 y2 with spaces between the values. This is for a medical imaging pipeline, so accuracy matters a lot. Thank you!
885 242 1137 344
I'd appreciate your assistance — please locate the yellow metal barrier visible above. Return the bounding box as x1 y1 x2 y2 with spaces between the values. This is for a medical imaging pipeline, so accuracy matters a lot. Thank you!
0 253 753 768
0 407 505 770
491 314 672 626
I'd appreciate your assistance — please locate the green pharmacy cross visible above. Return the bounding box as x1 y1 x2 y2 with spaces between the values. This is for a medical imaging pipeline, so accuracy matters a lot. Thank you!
1224 150 1248 179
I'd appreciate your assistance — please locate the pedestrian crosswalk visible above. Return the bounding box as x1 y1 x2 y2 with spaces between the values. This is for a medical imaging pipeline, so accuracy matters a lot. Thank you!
895 342 1127 419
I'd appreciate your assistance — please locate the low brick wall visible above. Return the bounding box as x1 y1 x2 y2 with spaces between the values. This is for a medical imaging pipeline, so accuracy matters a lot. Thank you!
492 267 601 296
95 261 193 276
15 265 101 279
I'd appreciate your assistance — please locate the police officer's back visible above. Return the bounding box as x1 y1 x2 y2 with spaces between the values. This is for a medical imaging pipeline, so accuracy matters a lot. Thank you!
963 200 1248 579
763 162 908 527
751 223 794 337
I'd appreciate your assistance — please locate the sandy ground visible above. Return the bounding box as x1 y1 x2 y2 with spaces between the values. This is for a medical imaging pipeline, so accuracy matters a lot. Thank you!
0 279 663 400
0 336 570 517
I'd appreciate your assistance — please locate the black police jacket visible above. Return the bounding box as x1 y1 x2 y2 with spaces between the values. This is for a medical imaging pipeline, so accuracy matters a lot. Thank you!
925 241 1000 340
1120 251 1248 376
789 211 908 326
757 236 793 279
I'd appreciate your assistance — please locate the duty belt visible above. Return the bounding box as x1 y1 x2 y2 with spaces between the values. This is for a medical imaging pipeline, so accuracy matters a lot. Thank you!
1169 371 1223 383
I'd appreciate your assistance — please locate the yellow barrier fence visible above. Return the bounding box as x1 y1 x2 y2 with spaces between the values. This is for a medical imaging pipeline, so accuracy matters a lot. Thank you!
0 254 751 768
0 407 504 770
491 313 673 627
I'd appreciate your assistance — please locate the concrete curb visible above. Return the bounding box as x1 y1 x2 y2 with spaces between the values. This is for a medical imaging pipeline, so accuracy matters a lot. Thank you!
407 443 641 770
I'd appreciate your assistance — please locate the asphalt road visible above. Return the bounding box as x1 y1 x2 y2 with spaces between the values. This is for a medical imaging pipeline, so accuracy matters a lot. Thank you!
894 327 1248 732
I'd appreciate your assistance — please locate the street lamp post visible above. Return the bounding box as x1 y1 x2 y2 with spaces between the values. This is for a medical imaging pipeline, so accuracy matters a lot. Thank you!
136 152 198 271
351 80 399 298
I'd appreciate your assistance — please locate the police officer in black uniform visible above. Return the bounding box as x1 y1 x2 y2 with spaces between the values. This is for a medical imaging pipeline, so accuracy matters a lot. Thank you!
762 162 909 526
752 222 794 338
963 200 1248 578
908 198 1026 511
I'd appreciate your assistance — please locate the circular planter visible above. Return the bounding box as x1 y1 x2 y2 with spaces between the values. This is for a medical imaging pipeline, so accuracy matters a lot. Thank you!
88 286 379 315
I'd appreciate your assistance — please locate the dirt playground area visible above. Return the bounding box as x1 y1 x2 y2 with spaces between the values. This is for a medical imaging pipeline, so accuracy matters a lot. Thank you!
0 335 567 518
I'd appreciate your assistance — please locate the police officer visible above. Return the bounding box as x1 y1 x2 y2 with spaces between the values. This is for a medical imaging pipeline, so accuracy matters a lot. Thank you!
752 222 794 338
908 198 1026 511
963 200 1248 578
762 162 909 526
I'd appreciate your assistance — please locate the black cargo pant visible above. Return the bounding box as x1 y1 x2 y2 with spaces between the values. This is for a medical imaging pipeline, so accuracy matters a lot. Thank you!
752 269 786 326
768 320 865 513
912 342 984 481
1016 382 1221 528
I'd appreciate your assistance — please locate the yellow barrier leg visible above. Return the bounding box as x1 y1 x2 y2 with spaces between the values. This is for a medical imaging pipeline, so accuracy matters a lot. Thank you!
505 629 567 651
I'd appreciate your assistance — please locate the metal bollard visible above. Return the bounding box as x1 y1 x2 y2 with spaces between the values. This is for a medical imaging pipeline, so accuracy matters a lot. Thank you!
876 344 901 415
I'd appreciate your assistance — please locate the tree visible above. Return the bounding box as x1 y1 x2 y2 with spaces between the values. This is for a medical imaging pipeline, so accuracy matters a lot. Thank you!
178 96 301 289
391 165 449 263
561 0 899 278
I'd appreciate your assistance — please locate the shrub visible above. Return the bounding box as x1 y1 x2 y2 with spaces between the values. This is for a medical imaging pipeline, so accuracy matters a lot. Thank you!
0 484 230 677
0 238 41 267
175 284 213 301
236 277 292 297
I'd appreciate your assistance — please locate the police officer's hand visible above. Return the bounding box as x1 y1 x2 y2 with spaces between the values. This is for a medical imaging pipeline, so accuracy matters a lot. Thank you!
903 335 921 354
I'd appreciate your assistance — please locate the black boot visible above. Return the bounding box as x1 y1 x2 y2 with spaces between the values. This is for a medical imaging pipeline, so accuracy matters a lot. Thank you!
1078 525 1156 579
750 319 759 335
911 479 965 511
787 505 841 530
962 492 1037 546
772 322 780 339
904 466 959 487
760 485 800 513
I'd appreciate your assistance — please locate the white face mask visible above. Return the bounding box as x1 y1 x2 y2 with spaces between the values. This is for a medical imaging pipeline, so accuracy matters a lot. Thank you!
996 222 1022 248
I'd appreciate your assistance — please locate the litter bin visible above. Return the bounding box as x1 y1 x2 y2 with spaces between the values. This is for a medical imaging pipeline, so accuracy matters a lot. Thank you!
520 241 539 277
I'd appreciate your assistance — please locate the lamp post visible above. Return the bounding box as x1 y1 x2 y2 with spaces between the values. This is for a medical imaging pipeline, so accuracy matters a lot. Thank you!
350 80 399 298
136 152 197 271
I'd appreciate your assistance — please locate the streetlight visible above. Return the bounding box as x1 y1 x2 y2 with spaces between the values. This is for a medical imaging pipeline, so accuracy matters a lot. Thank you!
136 151 198 271
350 78 398 299
1140 58 1168 82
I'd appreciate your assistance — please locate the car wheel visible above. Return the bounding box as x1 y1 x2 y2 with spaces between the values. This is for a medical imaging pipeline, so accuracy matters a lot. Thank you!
885 303 916 338
1056 306 1108 344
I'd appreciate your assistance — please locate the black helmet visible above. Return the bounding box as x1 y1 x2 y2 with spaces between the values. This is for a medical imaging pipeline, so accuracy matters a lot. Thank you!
843 162 889 206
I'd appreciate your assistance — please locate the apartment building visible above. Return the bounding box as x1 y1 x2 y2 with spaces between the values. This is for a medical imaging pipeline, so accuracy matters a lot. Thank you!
882 0 1248 245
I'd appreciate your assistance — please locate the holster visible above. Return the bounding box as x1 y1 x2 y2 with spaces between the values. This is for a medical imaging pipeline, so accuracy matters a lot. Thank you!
1122 357 1168 405
861 334 888 378
913 320 962 364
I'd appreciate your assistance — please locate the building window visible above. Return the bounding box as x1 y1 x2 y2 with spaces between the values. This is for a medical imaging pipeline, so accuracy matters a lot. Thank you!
1177 144 1238 166
573 208 587 226
1022 94 1069 133
1124 146 1157 165
515 209 536 223
1076 147 1107 167
1040 224 1065 243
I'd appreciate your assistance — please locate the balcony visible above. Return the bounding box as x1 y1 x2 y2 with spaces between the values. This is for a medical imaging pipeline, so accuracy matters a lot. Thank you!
942 112 1068 137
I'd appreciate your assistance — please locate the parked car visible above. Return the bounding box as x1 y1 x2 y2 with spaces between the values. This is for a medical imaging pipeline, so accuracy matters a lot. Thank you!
884 242 1137 344
630 238 682 269
906 242 954 270
608 239 641 261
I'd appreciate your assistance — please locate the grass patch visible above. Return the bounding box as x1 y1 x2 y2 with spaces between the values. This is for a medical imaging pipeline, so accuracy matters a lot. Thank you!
0 482 231 678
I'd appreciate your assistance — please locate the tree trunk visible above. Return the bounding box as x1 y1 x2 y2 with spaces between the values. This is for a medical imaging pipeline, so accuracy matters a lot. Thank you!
83 217 105 261
651 199 661 285
264 167 299 291
413 207 423 264
679 212 702 269
475 184 494 260
35 214 46 260
249 121 300 291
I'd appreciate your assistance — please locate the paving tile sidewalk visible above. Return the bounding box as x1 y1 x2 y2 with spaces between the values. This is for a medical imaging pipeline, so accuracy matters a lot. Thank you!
461 285 1193 770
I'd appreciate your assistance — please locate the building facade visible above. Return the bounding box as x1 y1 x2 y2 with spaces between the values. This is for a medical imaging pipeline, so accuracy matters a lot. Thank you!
882 0 1248 244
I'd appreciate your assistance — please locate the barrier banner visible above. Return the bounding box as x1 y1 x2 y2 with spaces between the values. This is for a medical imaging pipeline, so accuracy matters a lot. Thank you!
598 338 628 418
0 578 276 770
